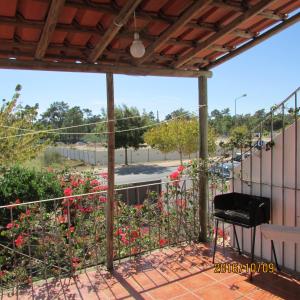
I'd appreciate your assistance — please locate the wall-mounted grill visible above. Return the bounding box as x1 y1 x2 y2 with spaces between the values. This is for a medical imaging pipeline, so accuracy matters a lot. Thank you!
212 192 276 279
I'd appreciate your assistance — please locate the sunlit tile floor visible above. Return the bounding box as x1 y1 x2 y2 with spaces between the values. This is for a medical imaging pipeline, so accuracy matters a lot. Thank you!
2 243 299 299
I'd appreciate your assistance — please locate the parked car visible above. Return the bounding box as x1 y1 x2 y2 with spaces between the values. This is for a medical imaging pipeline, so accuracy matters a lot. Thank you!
254 140 265 150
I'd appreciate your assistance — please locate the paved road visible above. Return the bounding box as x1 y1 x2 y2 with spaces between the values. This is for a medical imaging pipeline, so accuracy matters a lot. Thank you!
114 163 178 185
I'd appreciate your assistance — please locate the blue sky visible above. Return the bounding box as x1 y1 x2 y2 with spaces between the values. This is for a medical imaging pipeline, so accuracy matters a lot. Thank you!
0 22 299 119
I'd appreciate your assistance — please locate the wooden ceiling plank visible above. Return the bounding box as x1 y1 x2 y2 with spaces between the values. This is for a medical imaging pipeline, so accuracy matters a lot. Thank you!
207 12 300 69
0 58 212 78
88 0 143 63
173 0 279 68
35 0 66 60
137 0 213 64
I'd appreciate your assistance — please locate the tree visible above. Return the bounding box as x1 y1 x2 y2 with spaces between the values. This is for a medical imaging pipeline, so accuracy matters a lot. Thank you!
0 85 50 167
101 105 153 165
62 106 84 143
229 125 251 149
39 101 69 128
165 108 191 120
145 117 216 164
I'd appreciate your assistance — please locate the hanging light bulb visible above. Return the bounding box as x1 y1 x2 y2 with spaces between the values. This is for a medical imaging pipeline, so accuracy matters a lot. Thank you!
130 32 145 58
130 11 145 58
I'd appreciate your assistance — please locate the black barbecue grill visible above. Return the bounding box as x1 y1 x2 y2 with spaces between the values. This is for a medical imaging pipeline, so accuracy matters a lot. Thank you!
212 192 276 279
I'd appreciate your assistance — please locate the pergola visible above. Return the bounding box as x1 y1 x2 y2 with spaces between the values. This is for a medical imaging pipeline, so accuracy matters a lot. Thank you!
0 0 299 270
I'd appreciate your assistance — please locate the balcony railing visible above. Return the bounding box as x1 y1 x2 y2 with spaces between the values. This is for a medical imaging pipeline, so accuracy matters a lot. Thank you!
0 176 203 295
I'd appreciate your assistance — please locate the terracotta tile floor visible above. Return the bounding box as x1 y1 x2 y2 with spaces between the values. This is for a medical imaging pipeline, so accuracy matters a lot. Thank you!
2 244 299 299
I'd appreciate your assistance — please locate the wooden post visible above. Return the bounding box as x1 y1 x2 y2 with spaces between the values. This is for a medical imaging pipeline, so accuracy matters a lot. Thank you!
198 76 208 242
106 73 115 271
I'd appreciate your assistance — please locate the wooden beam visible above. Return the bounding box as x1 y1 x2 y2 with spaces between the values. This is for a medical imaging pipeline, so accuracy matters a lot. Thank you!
207 12 300 69
137 0 212 64
0 16 257 46
0 58 212 78
198 76 208 242
35 0 65 59
88 0 143 63
173 0 278 68
213 0 287 20
106 72 115 271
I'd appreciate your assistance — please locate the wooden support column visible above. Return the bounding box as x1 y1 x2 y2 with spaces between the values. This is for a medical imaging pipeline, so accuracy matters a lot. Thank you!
106 73 115 271
198 76 208 242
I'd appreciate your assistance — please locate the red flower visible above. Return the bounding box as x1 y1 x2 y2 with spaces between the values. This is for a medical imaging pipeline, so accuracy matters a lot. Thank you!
71 181 79 188
159 238 168 247
90 179 99 186
99 196 107 203
69 226 75 233
115 228 123 236
15 235 25 248
71 257 80 268
177 165 185 173
79 179 85 185
134 204 143 210
57 214 68 224
169 170 180 181
176 199 186 208
0 270 6 278
6 222 19 229
25 209 31 216
15 199 21 204
130 230 139 239
64 188 73 197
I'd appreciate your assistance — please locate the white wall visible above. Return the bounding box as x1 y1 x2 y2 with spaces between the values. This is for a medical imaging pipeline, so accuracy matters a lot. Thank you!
47 146 198 166
231 120 300 272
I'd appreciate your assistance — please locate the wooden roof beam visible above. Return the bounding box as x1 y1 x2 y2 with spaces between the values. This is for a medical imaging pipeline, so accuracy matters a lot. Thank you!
173 0 279 68
0 58 212 78
207 12 300 69
88 0 143 63
0 15 257 43
136 0 213 64
35 0 65 60
213 0 287 20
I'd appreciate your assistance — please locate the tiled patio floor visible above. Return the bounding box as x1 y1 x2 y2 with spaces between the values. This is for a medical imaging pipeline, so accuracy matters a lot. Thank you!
2 243 299 299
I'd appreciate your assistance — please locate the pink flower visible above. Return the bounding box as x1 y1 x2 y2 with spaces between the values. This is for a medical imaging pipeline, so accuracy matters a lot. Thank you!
6 222 19 229
57 214 68 224
64 188 73 197
99 172 108 179
99 196 107 203
176 199 186 208
177 165 185 173
71 257 80 268
71 181 79 188
15 235 25 248
159 238 168 247
169 170 180 181
90 179 99 186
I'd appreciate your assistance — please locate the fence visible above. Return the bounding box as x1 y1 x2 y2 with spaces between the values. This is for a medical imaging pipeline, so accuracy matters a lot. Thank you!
47 146 198 166
0 176 200 296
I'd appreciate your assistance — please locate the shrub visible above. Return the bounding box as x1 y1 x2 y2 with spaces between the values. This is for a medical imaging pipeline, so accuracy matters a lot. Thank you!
0 165 62 207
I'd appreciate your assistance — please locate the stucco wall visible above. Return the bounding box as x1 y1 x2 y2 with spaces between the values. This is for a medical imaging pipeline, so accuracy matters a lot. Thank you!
231 120 300 272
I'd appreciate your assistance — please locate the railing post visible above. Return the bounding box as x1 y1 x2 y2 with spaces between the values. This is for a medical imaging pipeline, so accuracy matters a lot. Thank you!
106 73 115 271
198 76 208 242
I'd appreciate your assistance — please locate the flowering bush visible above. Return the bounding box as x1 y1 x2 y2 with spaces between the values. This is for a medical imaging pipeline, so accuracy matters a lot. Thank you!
0 160 231 290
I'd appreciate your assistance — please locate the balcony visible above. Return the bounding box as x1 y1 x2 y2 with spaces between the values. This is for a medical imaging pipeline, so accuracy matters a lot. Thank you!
0 170 299 299
2 243 299 299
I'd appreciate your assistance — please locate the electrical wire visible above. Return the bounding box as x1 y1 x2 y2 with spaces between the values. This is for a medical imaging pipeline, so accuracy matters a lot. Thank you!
0 111 197 140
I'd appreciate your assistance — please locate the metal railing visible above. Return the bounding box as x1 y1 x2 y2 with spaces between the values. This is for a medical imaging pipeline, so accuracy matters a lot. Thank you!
0 176 201 296
229 87 300 273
